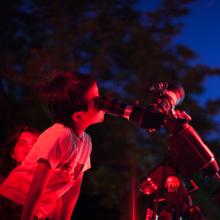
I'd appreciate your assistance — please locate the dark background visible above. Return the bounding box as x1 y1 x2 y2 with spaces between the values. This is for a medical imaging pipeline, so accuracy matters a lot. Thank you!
0 0 220 219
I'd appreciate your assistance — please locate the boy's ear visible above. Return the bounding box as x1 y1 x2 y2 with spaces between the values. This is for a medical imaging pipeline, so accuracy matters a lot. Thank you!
72 111 85 123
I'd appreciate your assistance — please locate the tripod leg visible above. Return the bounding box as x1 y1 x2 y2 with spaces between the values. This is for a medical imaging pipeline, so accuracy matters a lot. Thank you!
188 206 206 220
145 208 153 220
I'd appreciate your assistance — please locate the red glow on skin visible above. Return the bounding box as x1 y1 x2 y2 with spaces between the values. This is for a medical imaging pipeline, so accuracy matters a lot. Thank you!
12 131 39 163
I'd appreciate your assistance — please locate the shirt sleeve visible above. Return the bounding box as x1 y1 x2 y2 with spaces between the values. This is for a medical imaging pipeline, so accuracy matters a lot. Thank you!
32 129 72 170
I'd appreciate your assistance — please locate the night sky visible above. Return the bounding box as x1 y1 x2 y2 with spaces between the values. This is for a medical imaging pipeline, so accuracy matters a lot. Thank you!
174 0 220 103
137 0 220 104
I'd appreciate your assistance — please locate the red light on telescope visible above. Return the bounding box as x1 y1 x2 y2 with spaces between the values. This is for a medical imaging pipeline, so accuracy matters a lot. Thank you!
139 177 158 195
165 176 181 193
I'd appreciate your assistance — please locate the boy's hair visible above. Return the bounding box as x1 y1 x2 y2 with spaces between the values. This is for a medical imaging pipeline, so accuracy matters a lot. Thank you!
42 71 96 126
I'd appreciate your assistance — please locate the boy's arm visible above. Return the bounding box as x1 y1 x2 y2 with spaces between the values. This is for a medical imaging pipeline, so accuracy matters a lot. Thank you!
60 172 84 220
21 159 52 220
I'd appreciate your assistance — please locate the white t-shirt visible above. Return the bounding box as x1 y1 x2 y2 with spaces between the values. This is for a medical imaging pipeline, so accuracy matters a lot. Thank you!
0 123 92 218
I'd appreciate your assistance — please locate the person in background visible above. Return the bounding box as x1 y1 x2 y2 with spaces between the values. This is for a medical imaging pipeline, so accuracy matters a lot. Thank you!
0 125 40 183
0 124 40 219
0 71 105 220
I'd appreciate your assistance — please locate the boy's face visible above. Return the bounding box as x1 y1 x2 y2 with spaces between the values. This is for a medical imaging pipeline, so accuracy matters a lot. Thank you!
83 83 105 127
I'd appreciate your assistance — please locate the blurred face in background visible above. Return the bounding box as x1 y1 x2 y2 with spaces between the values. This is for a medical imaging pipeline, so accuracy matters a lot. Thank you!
11 131 39 163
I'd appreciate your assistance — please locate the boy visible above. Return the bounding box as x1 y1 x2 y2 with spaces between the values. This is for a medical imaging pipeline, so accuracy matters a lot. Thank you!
0 71 105 219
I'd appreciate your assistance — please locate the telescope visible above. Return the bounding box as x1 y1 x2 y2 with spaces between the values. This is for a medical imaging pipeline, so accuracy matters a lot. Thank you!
95 82 184 130
95 82 220 219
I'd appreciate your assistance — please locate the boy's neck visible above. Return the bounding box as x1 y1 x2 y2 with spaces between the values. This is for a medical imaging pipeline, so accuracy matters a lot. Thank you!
71 127 85 142
72 125 85 137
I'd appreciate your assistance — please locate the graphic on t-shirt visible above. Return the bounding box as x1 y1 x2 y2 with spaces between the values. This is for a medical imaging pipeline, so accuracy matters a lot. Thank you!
73 162 84 179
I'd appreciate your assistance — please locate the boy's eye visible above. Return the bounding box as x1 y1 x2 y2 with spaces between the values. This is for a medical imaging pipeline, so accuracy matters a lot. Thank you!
87 97 98 105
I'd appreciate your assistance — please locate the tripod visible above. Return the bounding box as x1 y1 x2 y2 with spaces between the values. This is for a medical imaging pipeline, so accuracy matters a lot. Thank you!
139 110 219 220
140 158 206 220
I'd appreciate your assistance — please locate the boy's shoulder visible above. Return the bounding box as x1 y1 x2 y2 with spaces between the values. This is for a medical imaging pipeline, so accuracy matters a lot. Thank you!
39 123 92 145
45 123 68 132
39 123 70 141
